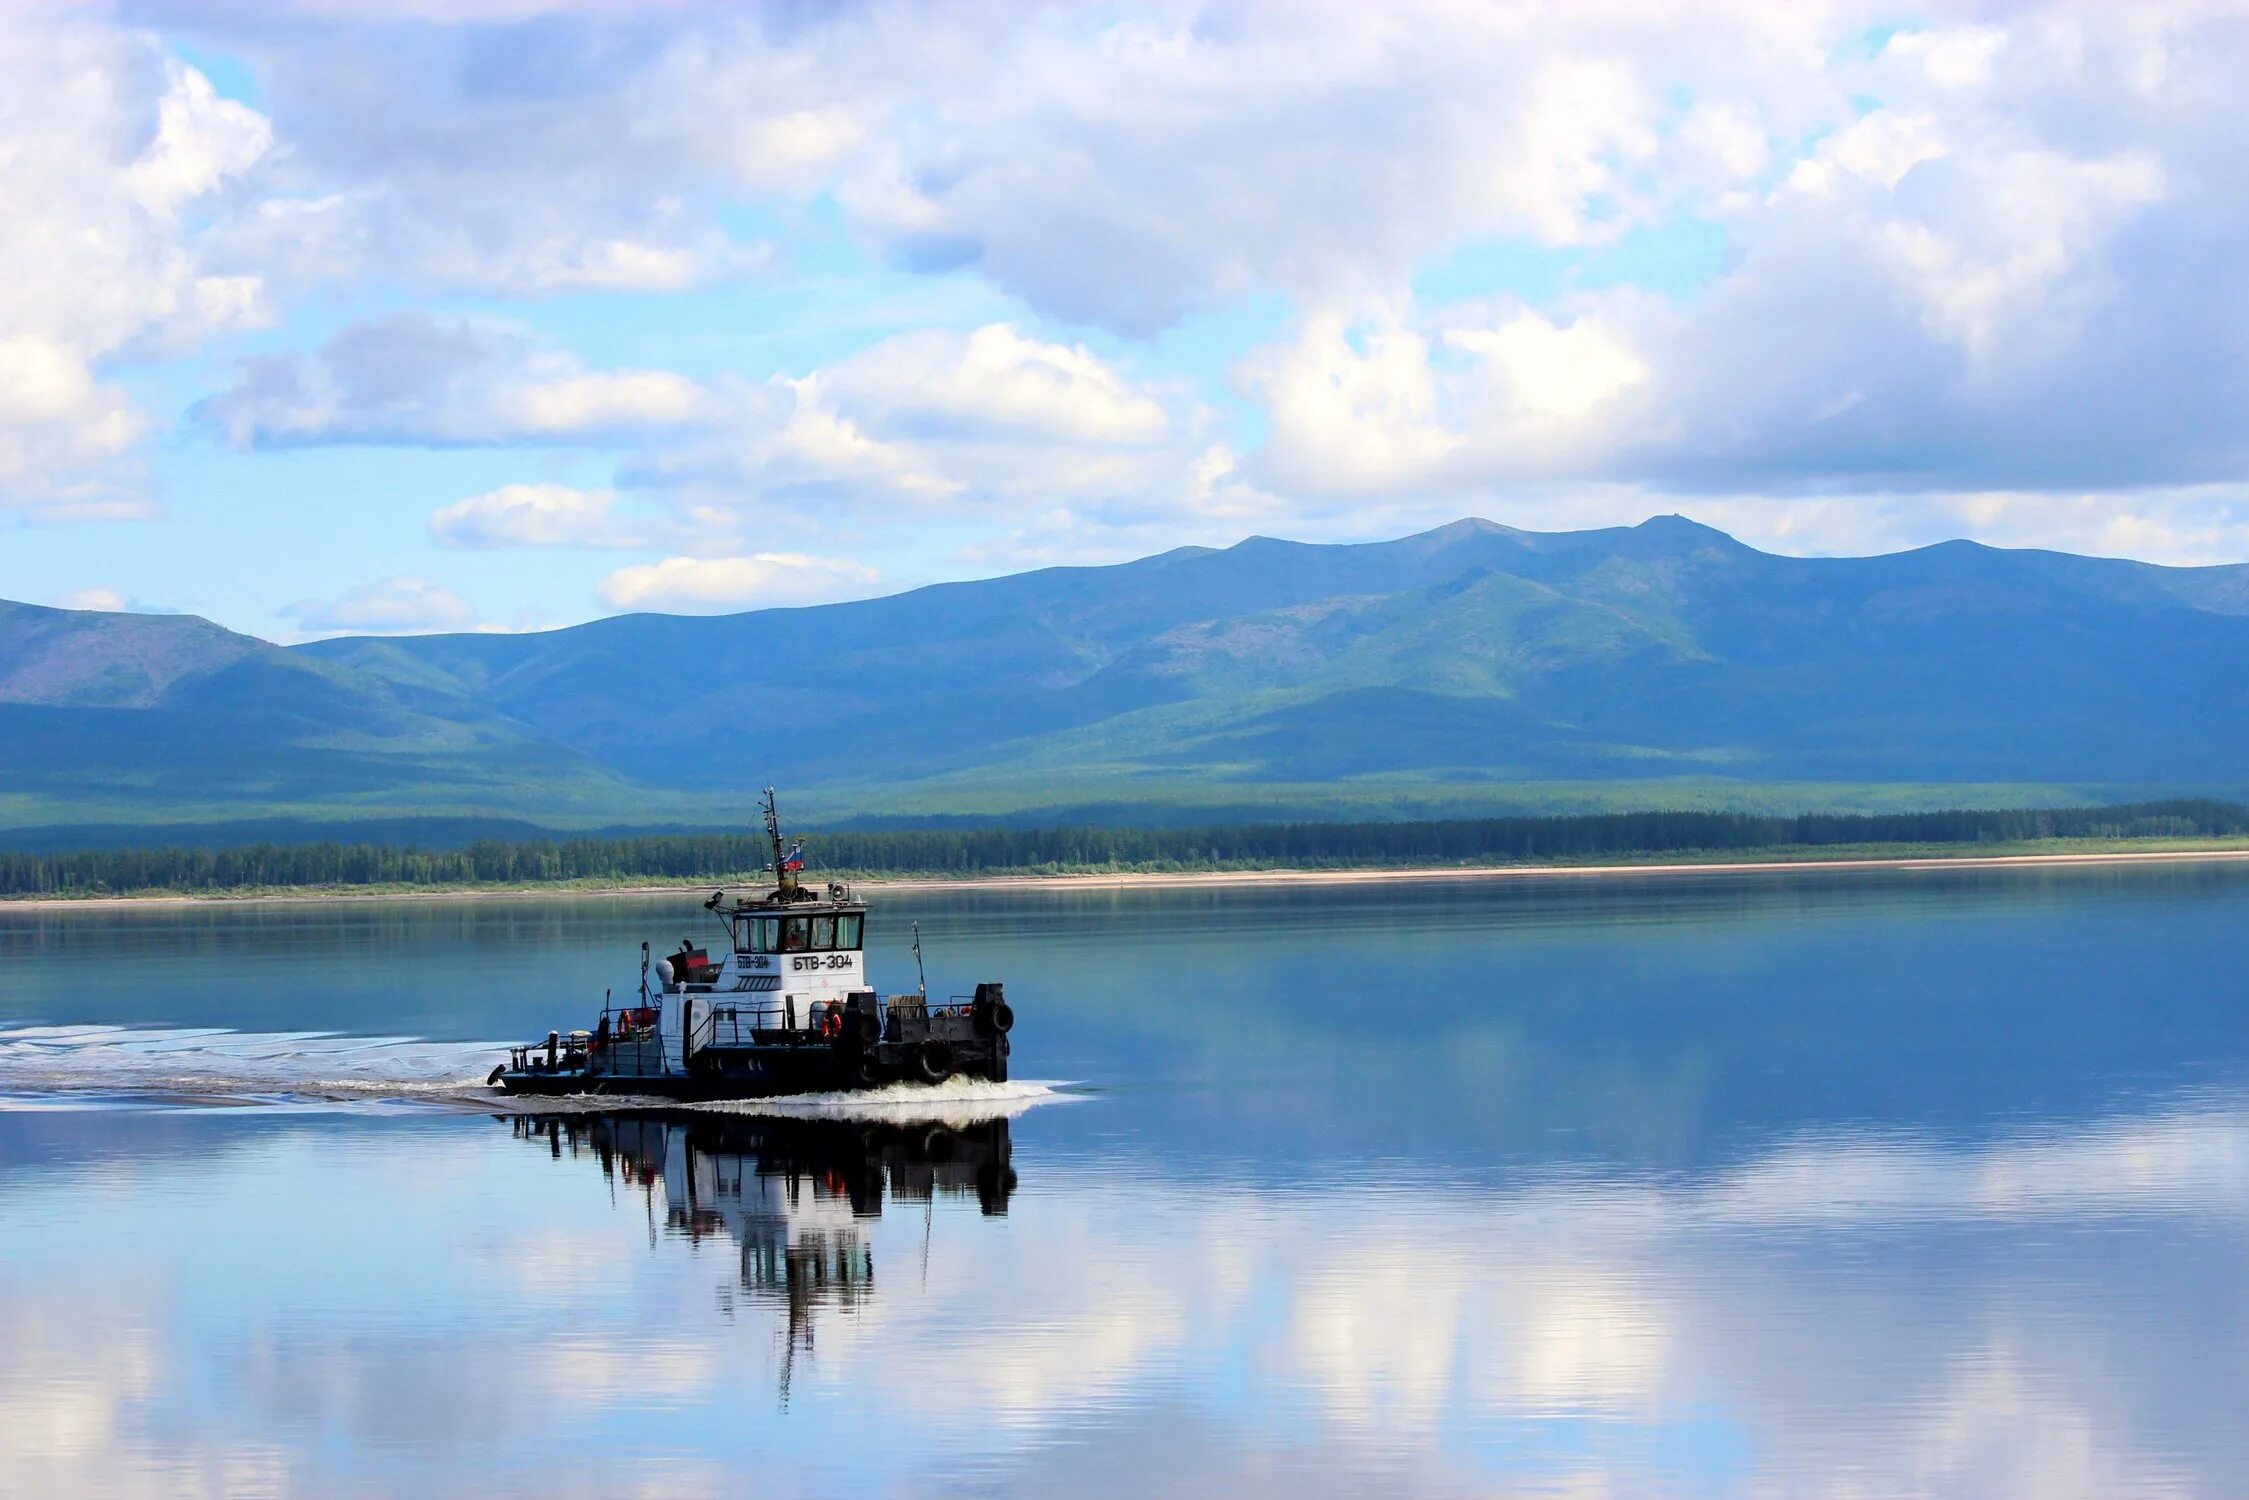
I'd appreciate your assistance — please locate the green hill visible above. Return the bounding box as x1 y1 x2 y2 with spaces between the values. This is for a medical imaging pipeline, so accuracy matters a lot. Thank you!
0 600 649 831
8 516 2249 843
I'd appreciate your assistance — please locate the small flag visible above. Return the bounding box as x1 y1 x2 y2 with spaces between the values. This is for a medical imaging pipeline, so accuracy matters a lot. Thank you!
781 841 806 872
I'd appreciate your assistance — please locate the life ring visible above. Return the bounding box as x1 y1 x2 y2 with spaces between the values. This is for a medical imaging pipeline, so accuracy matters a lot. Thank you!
820 1002 844 1040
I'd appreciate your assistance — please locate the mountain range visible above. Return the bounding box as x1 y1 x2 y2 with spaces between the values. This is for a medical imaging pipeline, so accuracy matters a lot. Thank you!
8 515 2249 845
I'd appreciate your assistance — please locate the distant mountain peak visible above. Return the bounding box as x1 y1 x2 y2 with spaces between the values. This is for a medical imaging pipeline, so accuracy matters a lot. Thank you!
1629 513 1749 544
1420 516 1522 540
0 604 265 709
1635 512 1712 532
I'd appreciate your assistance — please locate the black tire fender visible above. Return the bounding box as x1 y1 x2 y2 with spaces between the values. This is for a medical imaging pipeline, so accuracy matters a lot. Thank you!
914 1038 953 1085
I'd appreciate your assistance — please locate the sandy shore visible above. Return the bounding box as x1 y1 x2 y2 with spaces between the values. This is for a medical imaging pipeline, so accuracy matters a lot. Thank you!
8 844 2249 911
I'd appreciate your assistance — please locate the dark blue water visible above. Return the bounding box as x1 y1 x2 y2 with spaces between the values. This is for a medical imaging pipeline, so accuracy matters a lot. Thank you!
2 864 2244 1496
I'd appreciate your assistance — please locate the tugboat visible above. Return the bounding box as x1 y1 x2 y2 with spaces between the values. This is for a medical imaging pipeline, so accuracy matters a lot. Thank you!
491 790 1014 1099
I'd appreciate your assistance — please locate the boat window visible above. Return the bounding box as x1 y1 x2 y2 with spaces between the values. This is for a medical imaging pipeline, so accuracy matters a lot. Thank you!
739 917 779 954
780 916 811 952
810 915 836 949
835 914 863 949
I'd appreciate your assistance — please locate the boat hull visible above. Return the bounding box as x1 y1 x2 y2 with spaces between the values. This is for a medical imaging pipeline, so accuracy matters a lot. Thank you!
496 1072 831 1101
495 1032 1009 1101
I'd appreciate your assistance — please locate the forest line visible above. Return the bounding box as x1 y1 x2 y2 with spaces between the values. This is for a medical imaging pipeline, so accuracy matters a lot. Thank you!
4 800 2246 898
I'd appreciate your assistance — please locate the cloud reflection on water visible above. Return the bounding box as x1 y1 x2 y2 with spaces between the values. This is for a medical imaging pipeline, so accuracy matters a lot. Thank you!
0 1098 2239 1498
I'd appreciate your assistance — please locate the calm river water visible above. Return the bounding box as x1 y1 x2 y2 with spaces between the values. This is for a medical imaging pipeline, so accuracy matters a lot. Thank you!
1 864 2245 1497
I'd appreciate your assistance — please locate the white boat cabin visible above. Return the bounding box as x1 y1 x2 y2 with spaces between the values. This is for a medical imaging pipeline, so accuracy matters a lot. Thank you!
657 891 871 1039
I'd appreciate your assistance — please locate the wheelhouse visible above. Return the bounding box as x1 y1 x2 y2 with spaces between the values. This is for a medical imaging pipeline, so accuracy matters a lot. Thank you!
730 907 866 956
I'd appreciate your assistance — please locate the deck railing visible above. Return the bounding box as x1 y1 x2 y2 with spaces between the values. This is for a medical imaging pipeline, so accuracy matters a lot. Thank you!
509 995 665 1075
694 1001 802 1051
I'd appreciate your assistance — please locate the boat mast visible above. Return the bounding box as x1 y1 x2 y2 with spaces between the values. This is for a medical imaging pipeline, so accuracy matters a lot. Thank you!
762 786 798 901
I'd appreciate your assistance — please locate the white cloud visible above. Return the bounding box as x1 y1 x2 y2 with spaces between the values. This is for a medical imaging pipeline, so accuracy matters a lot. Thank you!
639 322 1218 529
163 13 775 298
1874 148 2164 359
1238 312 1457 498
814 3 1809 331
195 314 722 447
145 3 1843 332
15 1 2249 564
1732 486 2249 566
285 576 476 634
1789 110 1950 196
1885 25 2007 92
1244 302 1652 500
210 312 1244 567
124 58 272 222
0 18 273 519
1235 4 2235 514
1674 100 1771 189
50 586 128 613
489 370 718 437
1444 310 1648 421
428 483 636 549
819 324 1172 448
597 553 882 613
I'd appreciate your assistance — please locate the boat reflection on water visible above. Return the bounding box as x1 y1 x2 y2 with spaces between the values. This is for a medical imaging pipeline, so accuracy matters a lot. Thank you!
507 1110 1017 1384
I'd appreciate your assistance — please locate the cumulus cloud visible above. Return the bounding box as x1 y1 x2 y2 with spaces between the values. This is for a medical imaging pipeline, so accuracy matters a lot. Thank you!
206 311 1265 576
1240 7 2249 515
1243 301 1656 501
145 9 777 297
0 16 272 519
637 322 1234 528
195 314 721 447
138 2 1840 329
428 483 638 549
824 324 1172 448
49 587 129 613
827 6 1686 331
162 5 2249 504
285 576 476 633
216 312 1252 562
17 1 2249 568
597 553 882 613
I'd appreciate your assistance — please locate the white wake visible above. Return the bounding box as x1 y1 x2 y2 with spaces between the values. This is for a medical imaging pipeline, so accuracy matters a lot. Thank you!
0 1023 500 1108
0 1023 1073 1121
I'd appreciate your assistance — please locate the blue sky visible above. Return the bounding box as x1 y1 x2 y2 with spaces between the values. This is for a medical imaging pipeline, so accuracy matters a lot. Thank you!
5 3 2249 640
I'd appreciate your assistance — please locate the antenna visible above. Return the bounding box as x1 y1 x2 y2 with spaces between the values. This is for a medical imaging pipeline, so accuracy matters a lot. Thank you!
912 922 928 1001
761 786 783 868
764 786 801 900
